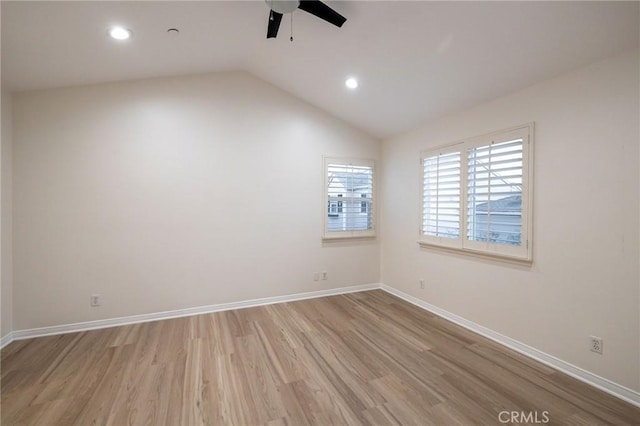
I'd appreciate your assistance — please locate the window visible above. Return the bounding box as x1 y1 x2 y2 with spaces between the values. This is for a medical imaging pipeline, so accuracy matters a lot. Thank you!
420 124 533 261
324 158 375 240
328 201 338 216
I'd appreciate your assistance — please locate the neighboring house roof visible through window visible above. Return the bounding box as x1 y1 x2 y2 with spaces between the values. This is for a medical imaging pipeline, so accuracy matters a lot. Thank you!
474 195 522 214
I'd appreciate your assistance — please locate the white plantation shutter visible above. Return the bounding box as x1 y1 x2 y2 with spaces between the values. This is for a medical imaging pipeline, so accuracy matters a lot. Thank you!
419 124 533 261
467 139 523 246
422 150 461 246
324 158 375 239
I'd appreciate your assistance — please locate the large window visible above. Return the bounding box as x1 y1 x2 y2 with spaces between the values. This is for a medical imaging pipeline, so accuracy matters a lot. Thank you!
324 158 375 240
420 124 533 261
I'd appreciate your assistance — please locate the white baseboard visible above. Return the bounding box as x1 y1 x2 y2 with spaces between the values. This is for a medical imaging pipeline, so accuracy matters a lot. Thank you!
0 331 13 350
380 284 640 408
8 283 380 343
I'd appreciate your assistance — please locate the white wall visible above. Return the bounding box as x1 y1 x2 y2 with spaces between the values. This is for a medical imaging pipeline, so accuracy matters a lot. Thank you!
1 91 13 339
12 71 380 330
381 50 640 391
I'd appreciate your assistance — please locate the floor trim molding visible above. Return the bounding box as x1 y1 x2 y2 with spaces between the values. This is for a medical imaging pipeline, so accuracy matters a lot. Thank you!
380 284 640 408
0 332 13 350
8 283 380 343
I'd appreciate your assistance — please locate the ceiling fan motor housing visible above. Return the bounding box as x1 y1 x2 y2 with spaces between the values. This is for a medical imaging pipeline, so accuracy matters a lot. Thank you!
265 0 346 39
266 0 300 14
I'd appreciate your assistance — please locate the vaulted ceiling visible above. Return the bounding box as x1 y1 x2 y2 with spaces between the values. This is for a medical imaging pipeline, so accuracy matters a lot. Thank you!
2 1 638 138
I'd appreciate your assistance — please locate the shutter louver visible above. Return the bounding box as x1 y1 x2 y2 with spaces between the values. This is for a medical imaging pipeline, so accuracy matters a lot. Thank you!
422 152 461 239
467 138 523 246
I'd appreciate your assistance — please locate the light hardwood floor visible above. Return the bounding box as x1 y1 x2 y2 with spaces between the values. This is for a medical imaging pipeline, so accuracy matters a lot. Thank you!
2 290 639 425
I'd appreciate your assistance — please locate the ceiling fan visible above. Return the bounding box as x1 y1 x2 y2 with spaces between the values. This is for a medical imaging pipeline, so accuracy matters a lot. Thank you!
265 0 347 39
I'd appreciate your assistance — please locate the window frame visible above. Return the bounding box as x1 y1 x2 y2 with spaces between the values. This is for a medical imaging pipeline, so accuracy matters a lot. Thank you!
323 157 376 241
419 123 534 262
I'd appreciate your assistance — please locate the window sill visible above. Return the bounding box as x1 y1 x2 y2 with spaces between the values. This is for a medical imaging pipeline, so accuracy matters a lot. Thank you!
323 234 376 242
417 241 532 265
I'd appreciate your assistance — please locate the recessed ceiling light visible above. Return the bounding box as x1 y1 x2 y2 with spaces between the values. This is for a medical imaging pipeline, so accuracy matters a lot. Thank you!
345 77 358 90
108 27 132 41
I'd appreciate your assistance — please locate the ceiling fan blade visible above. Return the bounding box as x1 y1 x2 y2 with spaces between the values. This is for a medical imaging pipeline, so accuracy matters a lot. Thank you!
267 10 284 38
298 0 346 27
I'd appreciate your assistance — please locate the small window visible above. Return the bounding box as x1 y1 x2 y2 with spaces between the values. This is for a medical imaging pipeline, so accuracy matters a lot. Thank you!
328 201 338 216
420 124 533 261
324 158 376 240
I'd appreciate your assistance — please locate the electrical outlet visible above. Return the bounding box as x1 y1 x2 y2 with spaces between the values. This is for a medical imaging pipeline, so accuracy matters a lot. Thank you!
313 272 320 282
419 279 425 289
322 271 328 280
90 294 101 307
590 336 603 354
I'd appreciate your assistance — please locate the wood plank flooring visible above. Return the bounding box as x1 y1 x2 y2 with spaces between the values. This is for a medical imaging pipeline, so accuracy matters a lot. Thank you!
2 290 639 425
